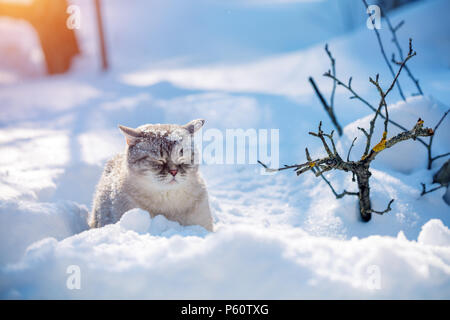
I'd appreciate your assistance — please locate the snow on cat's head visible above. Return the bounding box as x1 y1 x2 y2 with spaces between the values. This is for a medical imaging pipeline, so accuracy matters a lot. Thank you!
118 119 204 189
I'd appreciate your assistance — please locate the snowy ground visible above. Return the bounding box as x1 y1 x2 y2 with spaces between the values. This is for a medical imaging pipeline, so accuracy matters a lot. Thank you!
0 0 449 299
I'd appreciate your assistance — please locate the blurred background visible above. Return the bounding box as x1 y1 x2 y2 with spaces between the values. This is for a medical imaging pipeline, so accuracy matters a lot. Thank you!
0 0 424 82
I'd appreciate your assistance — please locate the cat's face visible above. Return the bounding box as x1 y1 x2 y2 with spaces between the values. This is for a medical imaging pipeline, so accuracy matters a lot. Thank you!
119 120 204 189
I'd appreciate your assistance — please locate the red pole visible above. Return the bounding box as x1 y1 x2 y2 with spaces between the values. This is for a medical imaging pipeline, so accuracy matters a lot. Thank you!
94 0 108 71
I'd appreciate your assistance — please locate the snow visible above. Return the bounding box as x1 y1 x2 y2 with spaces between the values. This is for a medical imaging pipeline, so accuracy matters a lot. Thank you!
418 219 450 247
0 200 88 265
119 209 152 234
1 212 449 299
0 0 449 299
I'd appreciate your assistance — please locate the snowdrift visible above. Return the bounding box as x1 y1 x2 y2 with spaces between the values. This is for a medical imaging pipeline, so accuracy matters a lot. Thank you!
1 210 450 299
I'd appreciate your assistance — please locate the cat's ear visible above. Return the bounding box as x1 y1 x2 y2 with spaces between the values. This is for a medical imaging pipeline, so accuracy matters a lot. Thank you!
183 119 205 134
118 125 141 146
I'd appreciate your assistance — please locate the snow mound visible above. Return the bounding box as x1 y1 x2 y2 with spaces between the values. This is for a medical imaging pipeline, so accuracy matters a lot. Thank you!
1 218 449 299
341 96 450 173
418 219 450 247
0 200 89 265
118 208 208 237
119 208 151 234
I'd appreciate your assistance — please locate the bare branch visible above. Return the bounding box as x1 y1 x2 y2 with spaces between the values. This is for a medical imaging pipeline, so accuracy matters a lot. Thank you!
385 15 423 95
434 107 450 132
420 183 445 196
323 130 340 157
306 148 358 199
365 74 388 157
309 121 334 157
325 44 337 110
426 107 450 169
366 118 434 162
393 20 404 32
257 160 312 173
347 137 357 162
308 44 343 136
362 40 418 158
385 38 416 98
362 0 406 100
323 71 428 148
432 152 450 163
357 127 369 138
370 199 395 215
308 77 343 136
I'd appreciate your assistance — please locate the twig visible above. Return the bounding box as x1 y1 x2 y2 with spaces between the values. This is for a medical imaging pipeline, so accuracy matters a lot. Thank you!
362 0 406 101
385 15 423 96
308 44 343 136
432 153 450 163
325 44 337 111
323 71 428 148
366 118 434 162
347 137 357 162
306 148 358 199
421 183 445 196
370 199 394 215
363 40 417 158
428 108 450 168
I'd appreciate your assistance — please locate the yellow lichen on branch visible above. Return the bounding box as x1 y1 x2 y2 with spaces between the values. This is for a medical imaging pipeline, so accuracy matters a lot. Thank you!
372 131 387 152
309 161 316 168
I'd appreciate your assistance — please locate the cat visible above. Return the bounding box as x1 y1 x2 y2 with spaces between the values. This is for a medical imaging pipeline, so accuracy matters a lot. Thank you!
89 119 213 231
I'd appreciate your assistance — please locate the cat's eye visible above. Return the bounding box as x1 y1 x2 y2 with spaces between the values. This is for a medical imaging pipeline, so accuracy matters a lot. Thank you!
149 159 165 167
136 155 149 162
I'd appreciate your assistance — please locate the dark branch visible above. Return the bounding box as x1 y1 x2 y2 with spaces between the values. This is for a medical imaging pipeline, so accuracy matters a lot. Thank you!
306 148 357 199
421 183 445 196
347 137 357 162
362 0 406 100
366 118 434 162
325 44 337 111
385 14 423 96
362 40 417 158
370 199 394 215
308 44 343 136
323 71 428 148
432 153 450 162
427 107 450 168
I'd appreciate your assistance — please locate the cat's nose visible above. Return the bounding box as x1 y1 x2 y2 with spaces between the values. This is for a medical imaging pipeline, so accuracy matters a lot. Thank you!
169 169 178 177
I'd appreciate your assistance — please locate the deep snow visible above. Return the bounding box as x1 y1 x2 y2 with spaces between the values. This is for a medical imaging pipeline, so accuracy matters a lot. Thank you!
0 0 449 299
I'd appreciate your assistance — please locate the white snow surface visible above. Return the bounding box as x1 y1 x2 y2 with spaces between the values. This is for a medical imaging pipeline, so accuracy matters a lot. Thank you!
1 210 450 299
0 0 449 299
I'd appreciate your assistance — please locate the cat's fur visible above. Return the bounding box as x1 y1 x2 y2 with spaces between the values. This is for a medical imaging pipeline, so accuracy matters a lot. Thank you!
89 119 213 231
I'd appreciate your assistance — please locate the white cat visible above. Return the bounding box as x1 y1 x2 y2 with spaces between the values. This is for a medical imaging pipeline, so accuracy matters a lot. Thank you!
89 119 213 231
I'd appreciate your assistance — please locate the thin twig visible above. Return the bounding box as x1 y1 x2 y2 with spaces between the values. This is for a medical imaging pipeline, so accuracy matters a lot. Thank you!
370 199 394 215
306 148 358 199
363 40 417 158
362 0 406 100
308 44 343 136
385 15 423 95
432 153 450 163
421 183 445 196
325 44 337 111
428 108 450 168
323 71 428 148
347 137 357 162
